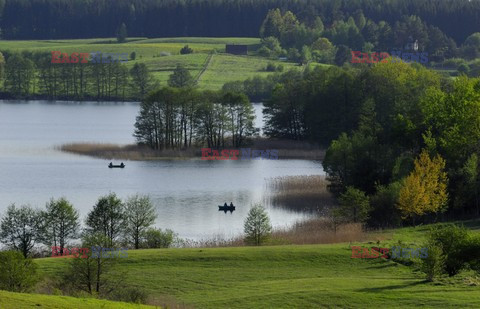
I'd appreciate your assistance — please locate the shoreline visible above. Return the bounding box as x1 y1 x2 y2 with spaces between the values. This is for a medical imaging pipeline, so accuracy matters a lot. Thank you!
59 140 326 161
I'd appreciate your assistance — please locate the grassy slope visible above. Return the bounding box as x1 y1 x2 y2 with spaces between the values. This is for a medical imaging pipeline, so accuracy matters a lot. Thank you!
0 37 300 91
0 290 154 309
33 221 480 309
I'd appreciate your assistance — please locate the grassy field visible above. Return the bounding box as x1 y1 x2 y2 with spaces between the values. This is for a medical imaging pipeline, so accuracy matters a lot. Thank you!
0 37 302 91
28 220 480 309
0 290 154 309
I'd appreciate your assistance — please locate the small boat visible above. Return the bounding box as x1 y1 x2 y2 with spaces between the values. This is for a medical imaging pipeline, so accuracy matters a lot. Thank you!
218 203 235 212
108 162 125 168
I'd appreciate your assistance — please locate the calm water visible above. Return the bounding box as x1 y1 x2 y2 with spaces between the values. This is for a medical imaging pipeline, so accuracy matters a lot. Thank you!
0 100 323 239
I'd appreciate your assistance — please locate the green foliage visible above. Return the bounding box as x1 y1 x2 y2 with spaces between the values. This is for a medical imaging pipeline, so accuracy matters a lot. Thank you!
107 286 148 304
129 51 136 60
180 44 193 55
0 251 38 292
0 204 43 257
420 244 446 282
334 45 351 66
116 23 128 43
85 193 125 247
168 64 194 88
259 36 283 57
134 87 255 149
62 232 118 295
142 227 175 248
368 182 402 228
41 198 80 255
265 62 277 72
130 63 157 99
123 195 157 249
5 53 35 96
244 204 272 246
335 186 370 223
426 224 471 276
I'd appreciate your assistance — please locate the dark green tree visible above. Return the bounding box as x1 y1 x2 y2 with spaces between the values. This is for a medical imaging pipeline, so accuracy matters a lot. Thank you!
123 194 157 249
116 23 128 43
0 204 43 258
168 64 194 88
85 193 125 247
41 197 80 255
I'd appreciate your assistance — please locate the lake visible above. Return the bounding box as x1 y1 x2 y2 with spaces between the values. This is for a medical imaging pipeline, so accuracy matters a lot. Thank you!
0 100 324 240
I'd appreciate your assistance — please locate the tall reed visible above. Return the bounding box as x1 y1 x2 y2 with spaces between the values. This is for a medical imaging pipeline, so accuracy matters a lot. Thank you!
265 175 336 211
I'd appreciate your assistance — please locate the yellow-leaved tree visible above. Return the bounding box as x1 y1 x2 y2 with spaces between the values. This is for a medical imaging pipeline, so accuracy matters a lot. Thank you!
397 149 448 223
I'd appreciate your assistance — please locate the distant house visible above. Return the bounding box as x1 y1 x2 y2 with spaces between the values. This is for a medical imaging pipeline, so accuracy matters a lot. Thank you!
226 44 248 55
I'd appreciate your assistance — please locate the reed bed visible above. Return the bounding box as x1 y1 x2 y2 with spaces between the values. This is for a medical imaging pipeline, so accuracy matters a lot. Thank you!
59 143 200 160
178 218 365 248
266 175 337 211
270 218 366 245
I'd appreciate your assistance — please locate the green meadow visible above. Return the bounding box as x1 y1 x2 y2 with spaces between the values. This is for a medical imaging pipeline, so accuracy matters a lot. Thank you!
0 37 302 91
16 220 478 309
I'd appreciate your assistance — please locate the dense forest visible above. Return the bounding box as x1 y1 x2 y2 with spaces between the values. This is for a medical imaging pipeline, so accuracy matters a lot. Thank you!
1 0 480 45
257 63 480 226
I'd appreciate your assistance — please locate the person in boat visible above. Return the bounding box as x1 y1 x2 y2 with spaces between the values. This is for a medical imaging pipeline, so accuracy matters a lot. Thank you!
230 202 234 207
120 162 125 167
108 162 113 168
223 202 228 208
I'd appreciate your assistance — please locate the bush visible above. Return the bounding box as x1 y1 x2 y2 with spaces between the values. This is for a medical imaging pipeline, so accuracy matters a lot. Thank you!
335 186 370 224
108 286 148 304
421 244 446 281
0 251 38 292
130 52 136 60
142 228 176 248
265 62 276 72
427 224 470 276
180 45 193 55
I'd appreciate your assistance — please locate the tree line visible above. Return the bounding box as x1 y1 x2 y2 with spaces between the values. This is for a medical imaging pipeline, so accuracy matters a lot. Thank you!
0 193 174 258
1 0 480 48
0 51 157 100
258 8 480 65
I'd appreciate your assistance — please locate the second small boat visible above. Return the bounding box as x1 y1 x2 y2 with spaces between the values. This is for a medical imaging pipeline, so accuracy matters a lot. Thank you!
108 162 125 168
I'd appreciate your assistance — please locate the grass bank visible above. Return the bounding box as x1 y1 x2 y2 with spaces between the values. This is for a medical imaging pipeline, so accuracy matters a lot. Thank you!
0 290 155 309
33 221 480 308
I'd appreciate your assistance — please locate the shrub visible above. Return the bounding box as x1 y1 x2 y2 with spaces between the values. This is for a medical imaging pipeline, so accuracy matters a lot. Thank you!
108 286 148 304
0 250 38 292
180 45 193 55
427 224 470 276
421 244 446 281
336 186 370 224
265 62 276 72
142 228 176 248
130 52 136 60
